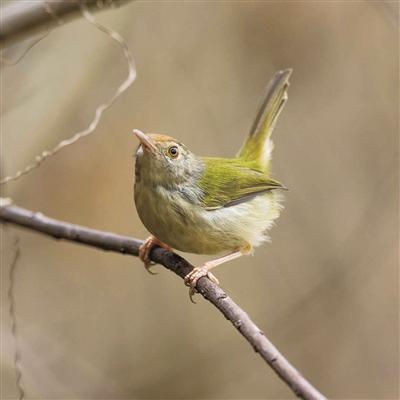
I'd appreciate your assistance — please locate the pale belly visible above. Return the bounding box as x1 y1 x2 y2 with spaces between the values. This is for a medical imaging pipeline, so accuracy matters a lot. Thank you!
134 184 282 255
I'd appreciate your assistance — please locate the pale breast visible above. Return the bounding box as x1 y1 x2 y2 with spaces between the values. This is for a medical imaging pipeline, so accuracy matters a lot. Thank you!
135 182 220 253
135 179 283 255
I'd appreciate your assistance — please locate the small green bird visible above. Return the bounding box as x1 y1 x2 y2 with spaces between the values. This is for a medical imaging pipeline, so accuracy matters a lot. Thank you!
133 69 292 300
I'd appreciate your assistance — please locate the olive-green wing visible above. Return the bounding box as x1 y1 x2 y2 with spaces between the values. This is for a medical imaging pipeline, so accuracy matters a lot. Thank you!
197 157 285 210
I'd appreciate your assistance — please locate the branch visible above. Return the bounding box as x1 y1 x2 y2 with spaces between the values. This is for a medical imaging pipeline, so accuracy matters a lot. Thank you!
0 0 134 48
0 199 326 400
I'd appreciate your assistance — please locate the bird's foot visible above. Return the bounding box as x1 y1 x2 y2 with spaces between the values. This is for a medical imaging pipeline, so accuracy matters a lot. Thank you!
184 266 219 303
139 235 171 275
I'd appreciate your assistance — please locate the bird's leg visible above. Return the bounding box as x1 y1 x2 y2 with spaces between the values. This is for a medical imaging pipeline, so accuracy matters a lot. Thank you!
184 244 252 302
184 251 241 288
139 235 172 275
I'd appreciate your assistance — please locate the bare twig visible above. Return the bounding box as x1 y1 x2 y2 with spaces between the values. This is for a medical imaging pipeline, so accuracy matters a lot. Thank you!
0 29 50 66
5 232 24 400
0 199 327 400
0 1 137 186
0 0 134 48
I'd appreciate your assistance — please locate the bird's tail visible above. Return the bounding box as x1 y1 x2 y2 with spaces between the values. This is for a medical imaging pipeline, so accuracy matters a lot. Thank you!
237 69 292 171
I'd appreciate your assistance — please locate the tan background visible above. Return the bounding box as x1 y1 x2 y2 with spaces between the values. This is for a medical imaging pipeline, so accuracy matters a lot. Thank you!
1 1 398 399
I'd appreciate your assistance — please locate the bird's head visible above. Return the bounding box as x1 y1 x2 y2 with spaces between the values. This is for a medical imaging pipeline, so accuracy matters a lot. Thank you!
133 129 203 187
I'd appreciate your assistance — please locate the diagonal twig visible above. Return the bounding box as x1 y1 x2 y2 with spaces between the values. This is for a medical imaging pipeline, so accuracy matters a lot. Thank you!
0 1 137 185
0 199 327 400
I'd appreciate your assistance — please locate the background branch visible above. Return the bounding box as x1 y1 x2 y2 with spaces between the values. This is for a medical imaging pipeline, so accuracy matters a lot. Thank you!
0 199 326 400
0 0 133 48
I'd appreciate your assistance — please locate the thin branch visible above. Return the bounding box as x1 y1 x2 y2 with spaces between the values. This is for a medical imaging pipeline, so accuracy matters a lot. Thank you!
0 199 326 400
0 1 137 186
0 0 134 48
6 232 24 400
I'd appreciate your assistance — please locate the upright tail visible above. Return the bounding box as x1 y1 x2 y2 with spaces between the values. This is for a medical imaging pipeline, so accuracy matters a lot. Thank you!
237 69 292 171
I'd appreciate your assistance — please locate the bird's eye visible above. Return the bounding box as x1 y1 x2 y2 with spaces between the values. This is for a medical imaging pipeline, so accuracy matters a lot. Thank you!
167 145 179 159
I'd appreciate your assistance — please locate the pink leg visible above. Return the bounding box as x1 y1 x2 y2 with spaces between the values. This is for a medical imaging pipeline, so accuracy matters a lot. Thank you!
184 245 252 302
139 235 171 274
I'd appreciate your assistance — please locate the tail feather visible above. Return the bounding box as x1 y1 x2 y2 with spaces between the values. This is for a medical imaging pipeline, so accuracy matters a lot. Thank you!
238 69 292 170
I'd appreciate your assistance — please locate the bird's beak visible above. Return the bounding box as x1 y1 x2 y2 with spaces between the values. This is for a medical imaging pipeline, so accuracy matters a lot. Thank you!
133 129 157 154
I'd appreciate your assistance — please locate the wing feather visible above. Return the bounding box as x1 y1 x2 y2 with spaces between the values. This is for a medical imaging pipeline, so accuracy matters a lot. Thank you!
197 158 285 210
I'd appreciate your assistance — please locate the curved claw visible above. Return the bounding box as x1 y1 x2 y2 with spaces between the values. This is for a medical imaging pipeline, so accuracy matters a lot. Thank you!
144 261 158 275
184 266 219 303
139 235 171 275
189 287 197 304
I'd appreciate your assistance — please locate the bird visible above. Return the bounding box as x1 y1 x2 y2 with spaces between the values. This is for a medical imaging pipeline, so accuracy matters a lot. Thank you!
133 69 292 301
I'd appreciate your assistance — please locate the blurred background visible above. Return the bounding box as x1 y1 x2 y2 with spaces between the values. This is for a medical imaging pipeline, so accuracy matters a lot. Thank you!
1 1 398 399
